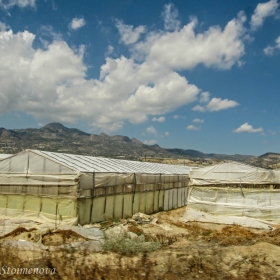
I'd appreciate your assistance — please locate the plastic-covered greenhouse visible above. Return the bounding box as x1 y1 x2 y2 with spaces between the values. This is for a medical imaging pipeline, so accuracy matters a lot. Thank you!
0 149 190 225
185 162 280 225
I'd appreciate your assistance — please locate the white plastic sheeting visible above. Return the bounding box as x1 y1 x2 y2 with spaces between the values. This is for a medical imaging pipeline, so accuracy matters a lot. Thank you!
187 186 280 221
182 209 275 229
0 150 77 174
189 162 277 185
0 220 104 253
0 154 12 160
35 150 190 174
0 194 78 225
185 162 280 227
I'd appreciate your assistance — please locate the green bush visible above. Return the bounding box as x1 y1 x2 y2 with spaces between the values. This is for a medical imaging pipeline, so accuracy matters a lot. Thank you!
101 230 160 255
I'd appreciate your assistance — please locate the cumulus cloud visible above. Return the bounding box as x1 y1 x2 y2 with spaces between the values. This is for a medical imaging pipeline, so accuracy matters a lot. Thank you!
105 45 114 56
192 97 239 112
192 105 205 112
70 17 86 30
143 139 157 145
187 125 200 131
0 21 9 31
200 92 210 103
173 115 179 119
193 118 204 123
264 45 275 55
146 126 157 134
0 5 249 131
206 98 239 111
234 122 263 133
162 3 180 31
250 0 279 30
152 116 165 122
264 36 280 55
0 0 36 9
277 36 280 47
138 11 246 71
0 27 199 131
115 19 145 45
165 131 169 136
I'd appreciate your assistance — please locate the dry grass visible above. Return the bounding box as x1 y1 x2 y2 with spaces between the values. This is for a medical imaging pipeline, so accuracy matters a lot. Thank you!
127 224 144 236
172 221 280 247
209 225 257 246
42 230 87 246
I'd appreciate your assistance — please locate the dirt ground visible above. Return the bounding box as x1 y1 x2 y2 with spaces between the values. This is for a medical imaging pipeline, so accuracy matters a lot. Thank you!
0 207 280 279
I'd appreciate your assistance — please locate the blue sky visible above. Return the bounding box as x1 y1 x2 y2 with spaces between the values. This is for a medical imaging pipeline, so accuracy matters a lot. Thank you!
0 0 280 156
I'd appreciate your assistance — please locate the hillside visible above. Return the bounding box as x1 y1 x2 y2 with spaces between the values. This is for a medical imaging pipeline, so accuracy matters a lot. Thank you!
0 123 176 160
166 148 254 162
246 152 280 169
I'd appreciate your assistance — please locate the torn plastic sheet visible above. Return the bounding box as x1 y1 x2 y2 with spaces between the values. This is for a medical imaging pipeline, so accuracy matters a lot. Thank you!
182 208 277 230
0 239 102 254
0 219 104 241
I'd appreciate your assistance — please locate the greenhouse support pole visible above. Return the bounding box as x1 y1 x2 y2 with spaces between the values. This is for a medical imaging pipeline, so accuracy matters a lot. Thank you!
132 173 137 214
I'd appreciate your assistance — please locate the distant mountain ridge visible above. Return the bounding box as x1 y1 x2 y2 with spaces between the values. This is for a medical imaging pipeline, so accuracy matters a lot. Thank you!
0 122 279 168
166 148 254 162
0 122 175 159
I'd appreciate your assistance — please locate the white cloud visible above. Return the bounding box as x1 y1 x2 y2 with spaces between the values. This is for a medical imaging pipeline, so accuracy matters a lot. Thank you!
187 125 200 131
0 21 9 31
173 115 179 119
139 11 246 71
39 25 63 42
250 0 279 30
0 6 249 132
192 105 206 112
264 45 275 55
264 36 280 55
234 122 263 133
277 36 280 47
206 98 239 112
193 118 204 123
70 17 86 30
143 139 157 145
200 91 210 103
165 131 169 136
146 126 157 134
115 19 145 45
162 3 180 31
0 0 36 9
152 116 165 122
123 71 199 120
105 45 114 56
192 97 239 112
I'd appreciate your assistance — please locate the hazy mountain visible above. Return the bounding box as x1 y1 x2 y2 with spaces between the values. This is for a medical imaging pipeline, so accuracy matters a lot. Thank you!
0 123 278 168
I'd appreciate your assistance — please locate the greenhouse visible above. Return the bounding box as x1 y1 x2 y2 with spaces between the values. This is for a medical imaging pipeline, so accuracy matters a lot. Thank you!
185 162 280 226
0 154 12 160
0 149 190 225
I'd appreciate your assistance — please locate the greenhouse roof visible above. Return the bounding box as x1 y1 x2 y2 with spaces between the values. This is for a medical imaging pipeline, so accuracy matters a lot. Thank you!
0 154 13 160
33 150 190 174
189 161 275 185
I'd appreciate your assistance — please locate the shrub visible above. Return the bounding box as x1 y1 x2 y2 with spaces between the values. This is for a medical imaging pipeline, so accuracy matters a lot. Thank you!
101 230 160 255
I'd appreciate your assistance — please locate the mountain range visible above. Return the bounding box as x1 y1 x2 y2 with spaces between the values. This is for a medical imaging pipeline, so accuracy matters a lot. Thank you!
0 122 279 169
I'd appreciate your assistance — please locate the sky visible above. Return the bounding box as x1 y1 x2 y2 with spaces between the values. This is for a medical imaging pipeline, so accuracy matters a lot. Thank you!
0 0 280 156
